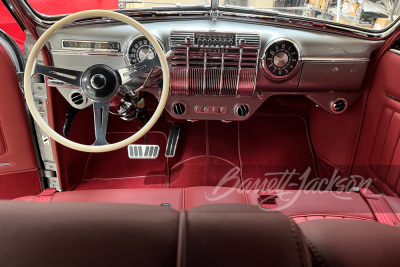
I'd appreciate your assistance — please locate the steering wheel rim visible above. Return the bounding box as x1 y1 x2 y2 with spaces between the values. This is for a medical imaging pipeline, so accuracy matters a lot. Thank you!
24 10 170 153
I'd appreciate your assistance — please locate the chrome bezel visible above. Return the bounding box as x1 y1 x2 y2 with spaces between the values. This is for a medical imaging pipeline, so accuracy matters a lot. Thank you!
261 38 302 81
68 91 88 109
331 98 348 115
61 39 121 52
124 34 165 76
171 101 189 118
234 103 251 119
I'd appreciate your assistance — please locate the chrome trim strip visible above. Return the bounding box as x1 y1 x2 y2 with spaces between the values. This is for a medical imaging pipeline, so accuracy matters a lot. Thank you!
61 39 120 52
389 49 400 55
302 57 371 62
51 50 125 57
0 163 11 167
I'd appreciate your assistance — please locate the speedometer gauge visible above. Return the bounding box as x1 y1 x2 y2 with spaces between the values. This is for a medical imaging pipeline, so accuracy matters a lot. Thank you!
261 38 301 80
127 35 164 76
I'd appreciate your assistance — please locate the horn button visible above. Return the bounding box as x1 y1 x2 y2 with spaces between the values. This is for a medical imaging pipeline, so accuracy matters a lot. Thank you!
81 64 120 102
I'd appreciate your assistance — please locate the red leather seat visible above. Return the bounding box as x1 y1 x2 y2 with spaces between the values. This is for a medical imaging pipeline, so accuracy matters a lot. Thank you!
0 201 180 267
15 186 400 225
0 201 312 267
299 219 400 267
182 204 311 267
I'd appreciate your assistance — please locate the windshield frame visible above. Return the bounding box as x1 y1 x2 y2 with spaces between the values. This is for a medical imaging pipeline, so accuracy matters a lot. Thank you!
5 0 400 39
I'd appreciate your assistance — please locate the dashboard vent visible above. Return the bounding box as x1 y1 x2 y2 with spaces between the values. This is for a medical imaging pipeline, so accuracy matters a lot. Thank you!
69 92 86 107
235 104 250 118
172 102 188 117
331 98 347 114
169 30 260 97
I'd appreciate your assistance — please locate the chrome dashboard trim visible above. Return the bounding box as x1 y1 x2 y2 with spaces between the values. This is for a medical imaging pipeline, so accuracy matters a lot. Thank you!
301 57 371 62
61 39 121 52
169 29 260 97
389 49 400 55
51 50 125 57
0 163 12 167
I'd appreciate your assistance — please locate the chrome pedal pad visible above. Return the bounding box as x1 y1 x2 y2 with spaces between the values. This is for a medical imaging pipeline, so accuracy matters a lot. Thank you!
128 145 159 159
165 125 180 157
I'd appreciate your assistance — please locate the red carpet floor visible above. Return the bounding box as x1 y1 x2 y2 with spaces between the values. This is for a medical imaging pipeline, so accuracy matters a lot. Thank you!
72 116 317 190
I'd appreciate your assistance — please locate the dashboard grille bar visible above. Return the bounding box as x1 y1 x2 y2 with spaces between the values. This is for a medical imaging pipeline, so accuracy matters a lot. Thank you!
169 31 260 97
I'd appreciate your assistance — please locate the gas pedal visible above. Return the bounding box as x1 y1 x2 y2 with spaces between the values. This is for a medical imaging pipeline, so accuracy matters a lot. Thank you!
128 145 159 159
165 125 180 157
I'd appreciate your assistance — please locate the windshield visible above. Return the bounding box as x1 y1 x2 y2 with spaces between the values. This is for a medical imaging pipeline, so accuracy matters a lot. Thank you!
27 0 400 31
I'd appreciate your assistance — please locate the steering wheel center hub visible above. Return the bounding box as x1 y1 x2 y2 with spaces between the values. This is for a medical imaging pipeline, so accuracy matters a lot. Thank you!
81 64 120 102
90 74 107 90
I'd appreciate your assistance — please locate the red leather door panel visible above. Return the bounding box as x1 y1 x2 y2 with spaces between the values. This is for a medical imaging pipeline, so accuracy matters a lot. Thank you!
354 51 400 197
0 43 41 199
0 123 6 155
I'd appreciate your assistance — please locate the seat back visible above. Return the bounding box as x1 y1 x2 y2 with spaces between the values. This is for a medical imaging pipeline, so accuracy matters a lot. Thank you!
0 201 312 267
0 201 179 267
180 204 311 267
299 219 400 267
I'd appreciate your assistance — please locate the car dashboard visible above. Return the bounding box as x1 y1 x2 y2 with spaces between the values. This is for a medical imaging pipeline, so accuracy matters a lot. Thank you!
38 19 384 121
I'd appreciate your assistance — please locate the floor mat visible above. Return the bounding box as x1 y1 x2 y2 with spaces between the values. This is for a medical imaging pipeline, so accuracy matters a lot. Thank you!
239 115 317 190
74 176 167 190
77 131 168 189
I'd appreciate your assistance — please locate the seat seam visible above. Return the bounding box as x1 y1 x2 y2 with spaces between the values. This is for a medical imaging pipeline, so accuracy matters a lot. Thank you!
288 217 306 267
305 238 326 267
182 188 185 210
176 209 187 267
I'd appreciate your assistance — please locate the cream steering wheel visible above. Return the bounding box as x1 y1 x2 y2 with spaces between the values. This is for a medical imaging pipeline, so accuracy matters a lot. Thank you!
24 10 169 153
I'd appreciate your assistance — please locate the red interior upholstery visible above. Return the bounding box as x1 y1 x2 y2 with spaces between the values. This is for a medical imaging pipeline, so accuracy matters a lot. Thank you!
16 186 400 224
183 204 311 267
354 51 400 197
299 219 400 267
0 201 180 267
0 43 41 199
0 201 314 267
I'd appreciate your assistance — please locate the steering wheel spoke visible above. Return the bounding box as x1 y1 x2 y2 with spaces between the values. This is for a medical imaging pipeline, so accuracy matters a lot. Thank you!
35 62 83 87
92 101 110 146
117 57 160 85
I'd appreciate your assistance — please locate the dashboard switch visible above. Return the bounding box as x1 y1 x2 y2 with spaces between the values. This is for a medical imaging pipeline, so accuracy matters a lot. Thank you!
194 105 228 114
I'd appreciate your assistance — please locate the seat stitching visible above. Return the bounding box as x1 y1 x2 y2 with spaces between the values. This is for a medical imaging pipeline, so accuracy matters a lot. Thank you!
305 238 326 267
288 217 305 267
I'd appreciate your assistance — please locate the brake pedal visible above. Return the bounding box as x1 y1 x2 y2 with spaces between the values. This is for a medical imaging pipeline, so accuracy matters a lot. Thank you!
128 145 159 159
165 125 180 157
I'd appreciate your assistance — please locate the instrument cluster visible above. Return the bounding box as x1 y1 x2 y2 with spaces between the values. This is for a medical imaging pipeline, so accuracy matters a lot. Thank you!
126 35 165 75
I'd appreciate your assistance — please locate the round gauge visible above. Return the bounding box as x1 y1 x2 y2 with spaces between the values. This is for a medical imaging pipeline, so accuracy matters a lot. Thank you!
127 35 164 75
262 39 300 80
